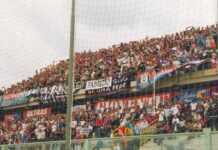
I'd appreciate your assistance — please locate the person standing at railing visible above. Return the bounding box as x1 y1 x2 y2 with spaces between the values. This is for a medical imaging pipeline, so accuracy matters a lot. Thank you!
95 114 104 138
207 102 218 131
34 123 46 141
19 127 28 143
172 115 180 133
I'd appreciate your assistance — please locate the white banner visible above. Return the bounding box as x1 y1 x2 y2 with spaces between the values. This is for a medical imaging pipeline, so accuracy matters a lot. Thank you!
85 77 112 90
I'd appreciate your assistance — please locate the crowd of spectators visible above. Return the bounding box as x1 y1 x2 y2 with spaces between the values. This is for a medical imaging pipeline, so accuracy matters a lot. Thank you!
2 60 68 95
0 95 217 145
1 24 218 96
0 114 66 144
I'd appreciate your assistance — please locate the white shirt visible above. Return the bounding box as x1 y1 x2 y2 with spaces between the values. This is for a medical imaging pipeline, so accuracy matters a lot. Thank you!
172 118 180 125
191 103 197 111
71 121 77 128
164 108 170 118
51 124 57 132
159 111 165 122
35 128 46 140
171 106 179 115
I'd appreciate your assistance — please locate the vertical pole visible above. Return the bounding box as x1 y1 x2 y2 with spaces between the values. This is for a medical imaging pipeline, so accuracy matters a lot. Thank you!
153 76 156 111
203 128 212 150
66 0 76 150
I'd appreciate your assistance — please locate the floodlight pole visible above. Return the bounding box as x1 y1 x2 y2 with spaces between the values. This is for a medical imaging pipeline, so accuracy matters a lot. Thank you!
66 0 75 150
153 76 156 112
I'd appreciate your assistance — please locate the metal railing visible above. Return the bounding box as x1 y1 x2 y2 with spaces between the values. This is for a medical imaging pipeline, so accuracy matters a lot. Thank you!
0 129 217 150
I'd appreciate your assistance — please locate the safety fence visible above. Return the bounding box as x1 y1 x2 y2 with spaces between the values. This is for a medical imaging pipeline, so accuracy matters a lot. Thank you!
0 129 217 150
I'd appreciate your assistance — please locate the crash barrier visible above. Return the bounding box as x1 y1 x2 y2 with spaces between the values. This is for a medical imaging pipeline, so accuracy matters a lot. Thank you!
0 128 217 150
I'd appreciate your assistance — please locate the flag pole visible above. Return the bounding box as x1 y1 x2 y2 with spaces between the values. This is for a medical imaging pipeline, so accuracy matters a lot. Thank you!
153 75 156 112
66 0 75 149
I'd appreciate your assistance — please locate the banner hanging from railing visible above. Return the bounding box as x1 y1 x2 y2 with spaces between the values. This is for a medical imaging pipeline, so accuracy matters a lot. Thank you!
136 67 176 90
23 108 51 118
95 92 174 110
74 81 85 90
136 71 155 89
0 95 29 107
86 76 130 95
85 77 112 90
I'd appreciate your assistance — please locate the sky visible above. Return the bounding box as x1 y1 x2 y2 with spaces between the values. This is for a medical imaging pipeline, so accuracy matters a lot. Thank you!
0 0 217 88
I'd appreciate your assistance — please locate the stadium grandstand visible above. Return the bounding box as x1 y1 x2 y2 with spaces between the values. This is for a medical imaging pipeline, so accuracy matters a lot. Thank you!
1 0 218 149
0 24 218 150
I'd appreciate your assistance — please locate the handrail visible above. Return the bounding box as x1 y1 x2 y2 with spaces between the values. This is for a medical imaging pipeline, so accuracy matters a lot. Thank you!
0 131 205 147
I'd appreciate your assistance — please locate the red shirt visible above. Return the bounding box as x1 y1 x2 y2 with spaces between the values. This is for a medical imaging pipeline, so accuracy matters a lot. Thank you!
95 119 104 127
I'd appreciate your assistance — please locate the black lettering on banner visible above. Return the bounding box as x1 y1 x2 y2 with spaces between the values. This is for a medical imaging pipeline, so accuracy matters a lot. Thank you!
86 76 130 95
